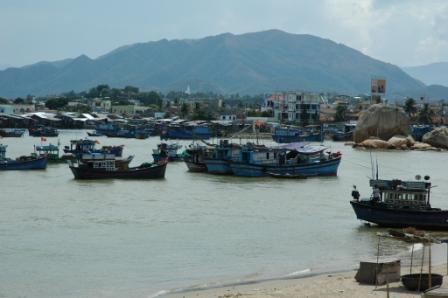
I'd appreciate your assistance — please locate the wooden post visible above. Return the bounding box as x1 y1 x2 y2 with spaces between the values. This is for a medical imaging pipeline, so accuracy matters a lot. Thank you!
410 243 414 274
418 245 425 292
375 235 381 288
429 244 432 290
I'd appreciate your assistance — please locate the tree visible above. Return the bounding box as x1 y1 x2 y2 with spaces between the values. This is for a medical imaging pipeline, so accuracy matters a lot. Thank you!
14 97 25 104
335 104 348 122
417 103 434 124
0 97 9 104
137 91 162 107
404 97 417 118
45 98 69 110
180 102 189 118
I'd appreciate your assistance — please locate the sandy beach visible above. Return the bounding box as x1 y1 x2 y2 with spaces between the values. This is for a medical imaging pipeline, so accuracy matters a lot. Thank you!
165 264 448 298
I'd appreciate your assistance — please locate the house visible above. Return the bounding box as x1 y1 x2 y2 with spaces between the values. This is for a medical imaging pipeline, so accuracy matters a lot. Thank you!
270 92 323 125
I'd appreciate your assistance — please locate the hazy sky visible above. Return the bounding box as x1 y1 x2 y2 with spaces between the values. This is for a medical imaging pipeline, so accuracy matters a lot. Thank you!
1 0 448 68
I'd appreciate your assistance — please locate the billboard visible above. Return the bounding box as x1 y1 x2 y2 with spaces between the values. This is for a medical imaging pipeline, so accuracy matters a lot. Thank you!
371 79 386 94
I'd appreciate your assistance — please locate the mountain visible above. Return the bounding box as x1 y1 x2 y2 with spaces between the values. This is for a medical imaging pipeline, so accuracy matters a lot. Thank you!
0 29 435 98
403 62 448 87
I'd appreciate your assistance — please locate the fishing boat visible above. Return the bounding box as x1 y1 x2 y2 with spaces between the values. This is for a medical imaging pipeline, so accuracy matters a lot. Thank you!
34 143 65 163
63 139 124 158
0 128 26 137
410 124 434 142
160 124 211 140
272 125 323 143
28 126 59 137
332 123 356 141
203 140 241 174
350 176 448 230
182 144 210 172
87 131 104 137
69 153 167 180
152 143 183 162
0 144 47 170
229 142 341 177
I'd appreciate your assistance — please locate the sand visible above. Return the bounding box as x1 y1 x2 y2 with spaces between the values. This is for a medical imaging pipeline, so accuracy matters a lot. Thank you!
165 265 448 298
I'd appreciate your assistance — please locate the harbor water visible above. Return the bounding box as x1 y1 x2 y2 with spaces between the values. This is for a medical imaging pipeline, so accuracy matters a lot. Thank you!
1 130 448 297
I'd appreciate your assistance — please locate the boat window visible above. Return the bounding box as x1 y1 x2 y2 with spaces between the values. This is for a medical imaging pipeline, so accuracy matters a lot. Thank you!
266 152 270 159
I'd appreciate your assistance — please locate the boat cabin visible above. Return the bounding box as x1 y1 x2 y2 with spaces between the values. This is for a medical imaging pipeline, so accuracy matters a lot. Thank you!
369 179 431 208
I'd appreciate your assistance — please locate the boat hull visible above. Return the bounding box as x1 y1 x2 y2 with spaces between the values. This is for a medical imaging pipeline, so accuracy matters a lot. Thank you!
203 159 233 174
230 157 341 177
350 200 448 230
0 156 48 170
69 163 167 180
184 161 207 172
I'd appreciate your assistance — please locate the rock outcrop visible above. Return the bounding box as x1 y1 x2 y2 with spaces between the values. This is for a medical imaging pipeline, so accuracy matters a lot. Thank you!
353 104 410 143
422 127 448 149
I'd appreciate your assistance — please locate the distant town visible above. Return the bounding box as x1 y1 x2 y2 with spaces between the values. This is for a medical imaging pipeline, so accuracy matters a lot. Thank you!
0 83 444 133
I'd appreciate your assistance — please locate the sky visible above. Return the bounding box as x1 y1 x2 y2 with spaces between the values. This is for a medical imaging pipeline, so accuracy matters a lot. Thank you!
1 0 448 68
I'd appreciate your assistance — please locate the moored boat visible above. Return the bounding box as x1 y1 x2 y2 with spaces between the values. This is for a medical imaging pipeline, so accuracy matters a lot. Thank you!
350 176 448 230
203 140 241 174
272 125 323 143
0 144 48 170
34 143 64 163
182 144 210 172
63 139 124 158
229 142 341 177
28 126 59 137
0 128 26 137
69 153 167 180
152 143 183 162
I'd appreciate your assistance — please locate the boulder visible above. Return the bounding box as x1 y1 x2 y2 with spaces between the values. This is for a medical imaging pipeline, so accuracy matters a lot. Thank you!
411 142 433 150
422 127 448 149
354 104 410 143
359 138 390 149
387 135 408 148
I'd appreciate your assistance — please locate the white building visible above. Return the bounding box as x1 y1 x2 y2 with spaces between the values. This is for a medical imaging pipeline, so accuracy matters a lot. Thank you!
269 92 323 124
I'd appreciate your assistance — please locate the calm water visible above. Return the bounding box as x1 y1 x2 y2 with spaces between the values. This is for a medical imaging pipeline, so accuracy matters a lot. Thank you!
1 130 448 298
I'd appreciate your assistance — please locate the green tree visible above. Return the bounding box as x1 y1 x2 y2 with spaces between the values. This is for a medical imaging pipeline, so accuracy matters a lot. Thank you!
335 104 348 122
180 102 189 118
418 103 434 124
404 97 417 117
14 97 25 104
45 98 69 110
0 97 9 104
137 91 162 107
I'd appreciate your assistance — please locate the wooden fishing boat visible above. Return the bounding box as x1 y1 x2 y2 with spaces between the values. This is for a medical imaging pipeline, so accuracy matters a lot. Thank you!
182 144 210 172
0 144 47 170
152 143 183 162
28 126 59 137
350 176 448 230
0 128 26 137
69 154 167 180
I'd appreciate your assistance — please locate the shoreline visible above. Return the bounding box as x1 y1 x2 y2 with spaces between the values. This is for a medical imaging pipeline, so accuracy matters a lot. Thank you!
163 264 448 298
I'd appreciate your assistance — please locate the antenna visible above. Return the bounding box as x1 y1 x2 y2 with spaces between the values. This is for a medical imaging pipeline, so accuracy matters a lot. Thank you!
370 151 375 179
376 156 379 180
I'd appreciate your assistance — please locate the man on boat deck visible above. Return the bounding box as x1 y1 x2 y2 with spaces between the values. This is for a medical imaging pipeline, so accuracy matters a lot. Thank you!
372 185 381 201
351 186 360 201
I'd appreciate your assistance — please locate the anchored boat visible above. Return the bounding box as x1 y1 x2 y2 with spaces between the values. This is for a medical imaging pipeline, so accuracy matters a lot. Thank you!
350 176 448 230
69 153 166 180
0 144 47 170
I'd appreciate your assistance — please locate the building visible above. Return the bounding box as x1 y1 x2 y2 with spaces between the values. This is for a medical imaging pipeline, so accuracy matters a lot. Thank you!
219 114 237 121
0 104 35 115
110 105 135 115
268 92 323 125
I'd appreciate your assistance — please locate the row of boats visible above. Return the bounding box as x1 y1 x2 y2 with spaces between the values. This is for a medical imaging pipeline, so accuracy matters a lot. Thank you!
182 140 342 178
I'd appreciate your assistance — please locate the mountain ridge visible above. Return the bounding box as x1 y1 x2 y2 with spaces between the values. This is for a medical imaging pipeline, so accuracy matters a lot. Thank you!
0 29 444 98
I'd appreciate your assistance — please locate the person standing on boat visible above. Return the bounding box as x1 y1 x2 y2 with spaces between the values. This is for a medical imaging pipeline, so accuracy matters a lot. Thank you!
372 185 381 202
351 186 360 201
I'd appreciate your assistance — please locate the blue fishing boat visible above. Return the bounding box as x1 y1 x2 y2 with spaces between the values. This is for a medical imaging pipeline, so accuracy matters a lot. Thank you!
229 142 341 177
34 143 65 163
161 125 211 140
0 128 26 137
272 125 323 143
411 124 434 142
63 139 124 159
0 144 48 170
203 140 241 174
28 126 59 137
332 123 356 141
152 143 183 162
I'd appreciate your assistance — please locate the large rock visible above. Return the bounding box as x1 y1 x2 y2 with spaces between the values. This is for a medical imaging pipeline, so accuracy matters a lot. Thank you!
422 127 448 149
354 104 410 143
359 138 390 149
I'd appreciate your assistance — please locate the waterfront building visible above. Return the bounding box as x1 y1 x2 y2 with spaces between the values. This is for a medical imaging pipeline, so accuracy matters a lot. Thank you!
267 92 323 125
